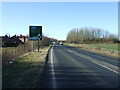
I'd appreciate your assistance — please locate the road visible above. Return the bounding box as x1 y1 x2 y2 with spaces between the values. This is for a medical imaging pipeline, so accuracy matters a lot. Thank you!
37 45 119 88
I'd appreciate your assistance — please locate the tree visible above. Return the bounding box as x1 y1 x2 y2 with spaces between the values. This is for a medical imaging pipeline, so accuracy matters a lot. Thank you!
66 27 118 44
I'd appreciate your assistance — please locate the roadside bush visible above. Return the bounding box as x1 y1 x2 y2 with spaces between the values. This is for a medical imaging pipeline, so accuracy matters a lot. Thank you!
2 35 56 65
2 41 33 64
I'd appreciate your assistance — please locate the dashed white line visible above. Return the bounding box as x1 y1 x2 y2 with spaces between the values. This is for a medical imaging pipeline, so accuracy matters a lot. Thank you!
50 46 57 88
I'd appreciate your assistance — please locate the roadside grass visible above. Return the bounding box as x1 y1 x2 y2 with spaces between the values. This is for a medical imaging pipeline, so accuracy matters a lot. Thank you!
80 44 119 51
2 46 50 88
2 47 17 51
64 43 119 58
2 42 33 64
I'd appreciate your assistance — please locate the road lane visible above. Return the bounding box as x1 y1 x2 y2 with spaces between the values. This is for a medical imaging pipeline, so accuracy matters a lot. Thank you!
38 45 119 88
63 47 119 74
63 45 119 67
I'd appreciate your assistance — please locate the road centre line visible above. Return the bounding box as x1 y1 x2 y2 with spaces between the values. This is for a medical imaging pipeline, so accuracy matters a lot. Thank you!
66 49 120 75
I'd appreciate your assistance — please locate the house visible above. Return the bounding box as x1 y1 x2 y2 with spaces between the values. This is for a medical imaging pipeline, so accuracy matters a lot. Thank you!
0 35 10 47
1 35 24 47
17 35 29 43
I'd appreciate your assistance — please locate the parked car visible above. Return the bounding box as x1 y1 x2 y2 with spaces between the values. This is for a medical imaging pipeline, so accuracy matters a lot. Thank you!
70 41 77 44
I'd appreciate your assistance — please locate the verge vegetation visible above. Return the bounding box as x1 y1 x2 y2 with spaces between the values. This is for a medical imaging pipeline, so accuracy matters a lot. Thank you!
65 43 120 58
2 46 50 88
2 35 56 88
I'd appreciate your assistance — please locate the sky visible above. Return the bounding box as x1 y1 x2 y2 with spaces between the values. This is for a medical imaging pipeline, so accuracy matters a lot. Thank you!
1 2 118 40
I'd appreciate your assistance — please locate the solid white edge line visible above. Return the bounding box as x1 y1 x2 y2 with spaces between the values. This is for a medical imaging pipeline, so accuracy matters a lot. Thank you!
51 46 57 88
91 61 120 75
66 48 120 75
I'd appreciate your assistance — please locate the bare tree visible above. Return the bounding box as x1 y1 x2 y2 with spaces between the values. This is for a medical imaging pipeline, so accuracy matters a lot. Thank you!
66 27 118 44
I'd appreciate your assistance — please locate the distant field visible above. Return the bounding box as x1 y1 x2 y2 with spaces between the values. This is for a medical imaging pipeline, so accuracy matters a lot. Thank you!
80 44 119 51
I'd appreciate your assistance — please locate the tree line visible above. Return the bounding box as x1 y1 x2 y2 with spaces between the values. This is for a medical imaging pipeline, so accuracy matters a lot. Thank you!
66 27 118 44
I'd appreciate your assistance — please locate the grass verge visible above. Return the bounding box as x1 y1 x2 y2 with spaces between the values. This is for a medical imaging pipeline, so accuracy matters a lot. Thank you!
79 44 119 51
64 43 119 58
2 46 50 88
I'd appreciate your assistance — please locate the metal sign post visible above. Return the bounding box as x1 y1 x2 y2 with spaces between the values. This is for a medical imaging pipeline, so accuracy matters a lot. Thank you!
37 34 41 52
33 41 34 51
38 39 40 52
31 41 34 52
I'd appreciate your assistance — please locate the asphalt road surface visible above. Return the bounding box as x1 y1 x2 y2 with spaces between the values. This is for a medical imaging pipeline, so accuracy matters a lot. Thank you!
37 45 119 88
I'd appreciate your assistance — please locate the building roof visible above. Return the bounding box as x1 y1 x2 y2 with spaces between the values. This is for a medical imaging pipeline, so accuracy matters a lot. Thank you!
5 36 23 44
17 35 29 38
1 35 10 43
1 35 28 44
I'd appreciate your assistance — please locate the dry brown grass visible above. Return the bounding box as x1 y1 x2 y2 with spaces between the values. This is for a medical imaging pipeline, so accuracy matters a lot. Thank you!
66 43 119 58
2 41 32 64
3 46 50 88
82 47 119 58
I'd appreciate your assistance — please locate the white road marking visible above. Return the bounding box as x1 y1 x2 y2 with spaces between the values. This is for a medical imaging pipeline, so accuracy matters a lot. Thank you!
91 61 120 75
66 48 120 75
50 46 57 88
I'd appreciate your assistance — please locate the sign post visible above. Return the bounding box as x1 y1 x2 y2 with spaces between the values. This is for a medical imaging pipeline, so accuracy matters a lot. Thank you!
37 33 41 52
29 26 42 52
38 40 40 52
33 41 34 51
